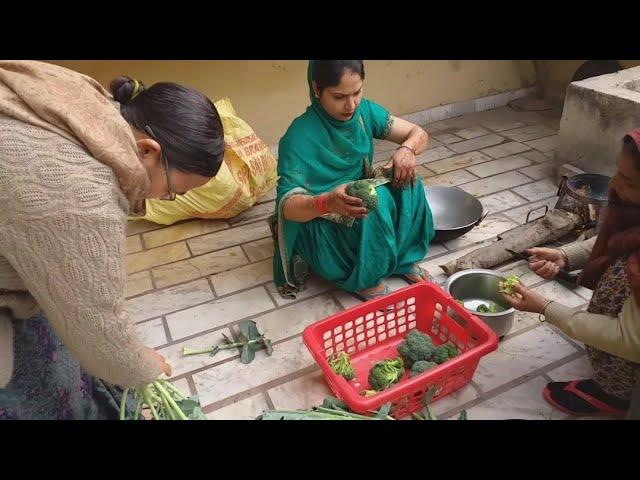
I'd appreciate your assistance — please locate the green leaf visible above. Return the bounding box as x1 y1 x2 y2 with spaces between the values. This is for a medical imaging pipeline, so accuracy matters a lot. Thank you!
423 386 437 406
188 406 208 420
376 403 392 419
263 338 274 356
175 397 201 417
321 397 350 412
239 320 261 341
458 410 468 420
241 344 255 364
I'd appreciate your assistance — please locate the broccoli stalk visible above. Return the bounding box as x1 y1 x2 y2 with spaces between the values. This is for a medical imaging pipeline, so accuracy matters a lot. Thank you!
328 352 356 380
361 389 378 397
119 379 206 420
181 336 263 357
181 320 273 364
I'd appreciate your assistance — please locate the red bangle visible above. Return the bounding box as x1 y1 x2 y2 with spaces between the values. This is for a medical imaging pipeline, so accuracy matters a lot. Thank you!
314 194 329 215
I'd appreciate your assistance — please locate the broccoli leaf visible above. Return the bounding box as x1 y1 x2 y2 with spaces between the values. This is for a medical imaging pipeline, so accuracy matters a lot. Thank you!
175 396 206 419
375 403 392 419
322 397 350 411
423 385 438 406
238 320 261 341
240 344 256 364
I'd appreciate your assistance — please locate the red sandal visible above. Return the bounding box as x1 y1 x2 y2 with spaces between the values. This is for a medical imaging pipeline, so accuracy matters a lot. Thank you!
542 380 628 418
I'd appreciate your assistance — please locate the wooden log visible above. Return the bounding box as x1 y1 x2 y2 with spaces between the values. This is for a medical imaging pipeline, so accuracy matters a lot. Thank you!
439 209 582 276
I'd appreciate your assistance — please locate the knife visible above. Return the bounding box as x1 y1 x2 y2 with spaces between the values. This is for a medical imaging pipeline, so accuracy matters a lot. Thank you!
505 248 579 283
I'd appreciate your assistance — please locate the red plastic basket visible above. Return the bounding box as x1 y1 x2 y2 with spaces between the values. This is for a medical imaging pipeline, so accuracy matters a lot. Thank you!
303 282 499 418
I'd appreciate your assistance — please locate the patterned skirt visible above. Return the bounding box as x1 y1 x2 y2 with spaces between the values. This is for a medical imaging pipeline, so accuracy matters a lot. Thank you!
0 313 138 420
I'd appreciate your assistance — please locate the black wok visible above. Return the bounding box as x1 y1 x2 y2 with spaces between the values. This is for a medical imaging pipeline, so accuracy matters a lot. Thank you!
425 186 488 242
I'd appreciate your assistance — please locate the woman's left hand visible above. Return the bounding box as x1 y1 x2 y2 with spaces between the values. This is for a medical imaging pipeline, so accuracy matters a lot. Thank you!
385 146 416 187
502 282 550 314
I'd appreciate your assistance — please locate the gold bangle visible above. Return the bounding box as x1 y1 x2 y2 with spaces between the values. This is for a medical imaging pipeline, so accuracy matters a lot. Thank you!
397 145 416 155
539 300 553 322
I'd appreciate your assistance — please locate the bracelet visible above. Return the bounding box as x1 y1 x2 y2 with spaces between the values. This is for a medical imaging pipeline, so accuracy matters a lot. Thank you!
557 248 570 270
314 194 329 215
539 300 554 322
397 145 416 155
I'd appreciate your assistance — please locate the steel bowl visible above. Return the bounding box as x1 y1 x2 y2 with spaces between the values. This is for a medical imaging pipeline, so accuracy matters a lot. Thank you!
444 269 515 338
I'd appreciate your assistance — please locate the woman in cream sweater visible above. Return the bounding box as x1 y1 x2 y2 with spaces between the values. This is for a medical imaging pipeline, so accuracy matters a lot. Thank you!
0 61 224 419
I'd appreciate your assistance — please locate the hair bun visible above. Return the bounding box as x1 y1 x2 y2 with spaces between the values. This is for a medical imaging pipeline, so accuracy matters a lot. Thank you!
109 76 146 104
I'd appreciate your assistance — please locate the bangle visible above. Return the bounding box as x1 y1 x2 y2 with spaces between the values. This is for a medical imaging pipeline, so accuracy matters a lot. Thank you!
314 194 329 215
539 300 554 322
397 145 416 155
557 248 570 270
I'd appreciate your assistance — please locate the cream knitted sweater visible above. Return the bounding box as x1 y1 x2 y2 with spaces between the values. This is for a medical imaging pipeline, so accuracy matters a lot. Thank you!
0 117 161 389
0 61 161 389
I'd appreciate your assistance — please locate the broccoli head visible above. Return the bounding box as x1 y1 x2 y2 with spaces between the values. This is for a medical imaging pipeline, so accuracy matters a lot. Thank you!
328 352 355 381
397 329 435 367
409 360 438 377
346 180 378 211
368 357 404 391
432 342 459 364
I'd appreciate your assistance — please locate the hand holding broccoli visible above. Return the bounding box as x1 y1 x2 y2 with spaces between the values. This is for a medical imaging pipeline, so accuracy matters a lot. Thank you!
502 281 551 314
326 184 369 218
385 145 417 188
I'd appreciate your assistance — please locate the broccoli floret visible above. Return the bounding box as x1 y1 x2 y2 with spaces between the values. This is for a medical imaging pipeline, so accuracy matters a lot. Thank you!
441 342 459 357
397 329 435 367
431 348 450 364
432 342 459 365
409 360 438 377
328 352 355 381
346 180 378 211
498 275 521 295
368 358 404 391
476 303 490 313
476 301 503 313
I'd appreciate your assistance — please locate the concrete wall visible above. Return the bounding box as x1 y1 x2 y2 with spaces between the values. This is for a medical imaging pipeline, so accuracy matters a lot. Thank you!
49 60 537 146
554 66 640 177
534 60 640 106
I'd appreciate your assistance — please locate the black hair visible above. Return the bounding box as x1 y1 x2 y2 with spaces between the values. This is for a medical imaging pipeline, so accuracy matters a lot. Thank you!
111 76 225 177
622 134 640 170
311 61 365 93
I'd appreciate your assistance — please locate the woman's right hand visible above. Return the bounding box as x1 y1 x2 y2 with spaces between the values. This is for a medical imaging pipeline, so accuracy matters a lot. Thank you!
146 347 172 377
526 247 567 279
326 185 368 219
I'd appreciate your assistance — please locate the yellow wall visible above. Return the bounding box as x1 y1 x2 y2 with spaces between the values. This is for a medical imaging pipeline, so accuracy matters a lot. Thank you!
534 60 640 105
50 60 536 145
